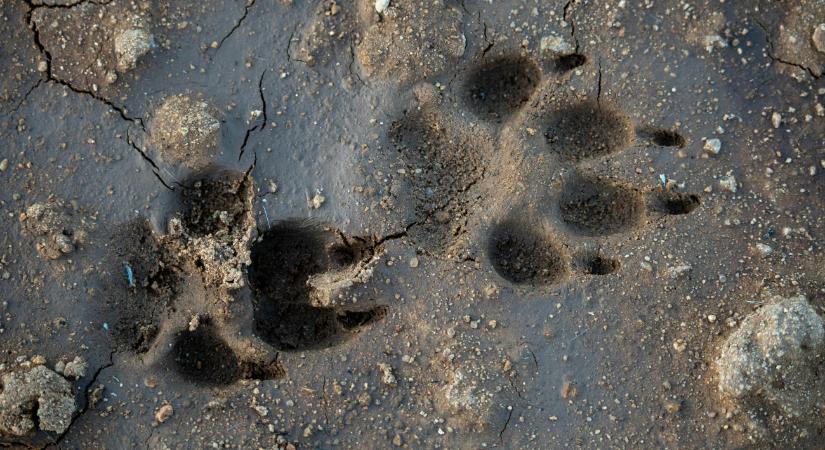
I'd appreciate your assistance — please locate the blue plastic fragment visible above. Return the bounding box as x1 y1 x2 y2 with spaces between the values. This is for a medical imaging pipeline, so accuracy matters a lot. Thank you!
658 174 668 187
103 322 109 331
124 263 136 288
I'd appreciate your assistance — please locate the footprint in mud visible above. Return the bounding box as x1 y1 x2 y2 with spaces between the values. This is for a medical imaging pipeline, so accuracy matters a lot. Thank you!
248 220 387 351
382 49 700 289
108 172 387 387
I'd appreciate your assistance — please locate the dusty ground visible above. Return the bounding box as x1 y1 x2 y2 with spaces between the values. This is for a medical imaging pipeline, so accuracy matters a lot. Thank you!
1 0 824 448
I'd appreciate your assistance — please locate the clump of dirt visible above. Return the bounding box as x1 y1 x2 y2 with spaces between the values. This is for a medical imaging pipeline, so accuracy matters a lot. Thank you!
544 102 633 161
248 220 386 351
19 200 88 260
716 295 825 437
149 95 221 168
113 19 155 73
558 174 644 236
290 1 350 66
0 365 75 438
390 110 486 255
31 2 156 87
111 219 181 353
356 0 466 85
170 170 255 290
487 219 568 286
650 189 701 215
463 55 542 121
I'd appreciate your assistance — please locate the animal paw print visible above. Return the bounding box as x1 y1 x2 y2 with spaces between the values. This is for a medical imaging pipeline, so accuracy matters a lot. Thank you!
383 49 700 287
108 170 387 386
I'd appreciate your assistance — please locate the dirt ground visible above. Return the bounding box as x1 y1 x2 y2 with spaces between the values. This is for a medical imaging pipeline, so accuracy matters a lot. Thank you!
1 0 824 448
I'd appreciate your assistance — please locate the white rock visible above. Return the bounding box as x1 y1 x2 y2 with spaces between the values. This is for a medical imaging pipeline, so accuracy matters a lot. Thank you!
754 243 773 257
704 138 721 155
771 112 782 129
813 24 825 54
719 175 737 192
540 35 574 54
375 0 390 13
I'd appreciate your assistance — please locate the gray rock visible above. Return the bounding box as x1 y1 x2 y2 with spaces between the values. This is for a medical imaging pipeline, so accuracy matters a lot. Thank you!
0 365 76 436
717 295 825 418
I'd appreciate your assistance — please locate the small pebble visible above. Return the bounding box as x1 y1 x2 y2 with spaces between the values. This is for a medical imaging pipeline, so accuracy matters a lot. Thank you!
155 404 173 423
719 175 737 193
754 243 773 257
0 159 8 172
408 257 419 268
771 112 782 129
703 138 721 155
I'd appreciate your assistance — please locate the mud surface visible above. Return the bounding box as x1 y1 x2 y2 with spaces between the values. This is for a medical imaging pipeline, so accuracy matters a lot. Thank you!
1 0 824 448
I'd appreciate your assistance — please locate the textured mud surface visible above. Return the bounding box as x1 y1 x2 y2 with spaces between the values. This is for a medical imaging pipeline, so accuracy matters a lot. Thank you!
1 0 824 448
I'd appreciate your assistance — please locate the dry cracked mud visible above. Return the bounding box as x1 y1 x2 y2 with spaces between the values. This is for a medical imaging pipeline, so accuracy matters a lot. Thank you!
1 0 824 448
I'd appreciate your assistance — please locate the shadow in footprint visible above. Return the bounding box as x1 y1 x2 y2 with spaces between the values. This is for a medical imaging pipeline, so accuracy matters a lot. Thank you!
650 189 701 215
554 53 587 73
559 173 644 236
487 218 568 286
463 55 541 121
171 319 282 386
637 126 686 148
248 220 386 351
575 251 621 275
544 101 633 161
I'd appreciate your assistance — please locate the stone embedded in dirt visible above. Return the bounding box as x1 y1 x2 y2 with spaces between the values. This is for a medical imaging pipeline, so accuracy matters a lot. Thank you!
114 25 155 72
0 365 76 437
540 34 574 54
19 201 88 260
703 138 721 155
155 404 173 423
718 174 737 193
150 95 221 168
814 24 825 53
716 295 825 420
56 356 88 380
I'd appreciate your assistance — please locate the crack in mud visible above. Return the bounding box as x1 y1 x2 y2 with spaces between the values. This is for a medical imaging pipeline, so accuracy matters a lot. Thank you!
125 129 175 190
754 19 822 80
9 79 43 114
498 407 513 443
239 69 269 161
47 350 117 448
213 0 257 51
23 1 147 131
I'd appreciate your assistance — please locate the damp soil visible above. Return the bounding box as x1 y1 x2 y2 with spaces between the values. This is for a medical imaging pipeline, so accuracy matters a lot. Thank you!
1 0 824 449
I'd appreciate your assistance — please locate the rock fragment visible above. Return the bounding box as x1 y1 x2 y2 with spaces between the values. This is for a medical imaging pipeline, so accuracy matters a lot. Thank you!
114 26 155 72
0 366 76 437
716 296 825 421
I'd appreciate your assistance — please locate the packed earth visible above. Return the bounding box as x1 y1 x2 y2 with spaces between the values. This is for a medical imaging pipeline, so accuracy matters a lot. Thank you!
0 0 824 448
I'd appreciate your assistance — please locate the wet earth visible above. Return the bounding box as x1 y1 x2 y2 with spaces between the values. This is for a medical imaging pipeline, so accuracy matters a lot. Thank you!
1 0 824 448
